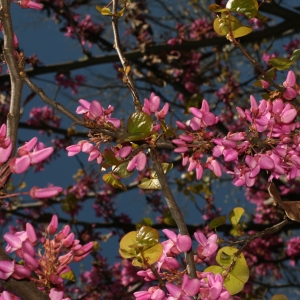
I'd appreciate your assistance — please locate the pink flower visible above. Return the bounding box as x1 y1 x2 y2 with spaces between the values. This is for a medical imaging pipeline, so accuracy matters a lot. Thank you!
194 231 218 258
162 229 192 253
200 273 230 300
127 151 147 171
166 274 201 299
143 93 161 115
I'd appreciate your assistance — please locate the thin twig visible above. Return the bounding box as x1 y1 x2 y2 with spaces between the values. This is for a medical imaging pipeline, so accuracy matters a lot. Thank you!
111 0 142 111
23 75 85 126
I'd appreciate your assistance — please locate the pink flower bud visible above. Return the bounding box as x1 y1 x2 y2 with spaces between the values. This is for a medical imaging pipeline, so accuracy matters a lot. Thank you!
30 186 63 199
26 223 37 246
0 260 14 280
47 215 58 235
127 152 147 171
9 155 31 174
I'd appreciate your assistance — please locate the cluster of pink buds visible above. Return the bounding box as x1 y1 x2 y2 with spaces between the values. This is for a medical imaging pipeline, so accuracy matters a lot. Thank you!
66 99 121 164
173 99 222 180
134 229 229 299
142 92 170 124
212 71 300 187
0 124 12 165
0 215 94 300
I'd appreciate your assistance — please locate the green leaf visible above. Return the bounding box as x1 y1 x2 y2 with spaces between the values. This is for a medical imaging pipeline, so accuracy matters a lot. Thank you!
255 11 268 23
138 178 161 190
142 217 153 226
119 231 138 259
150 163 173 178
117 132 152 143
208 4 229 13
116 7 126 17
96 5 112 15
103 173 127 190
132 243 163 268
209 216 227 229
213 15 242 36
60 269 76 282
226 0 258 19
103 149 119 165
269 57 293 70
112 161 133 178
229 207 245 225
216 246 249 295
136 226 160 247
270 295 288 300
127 112 153 135
232 26 252 38
290 49 300 62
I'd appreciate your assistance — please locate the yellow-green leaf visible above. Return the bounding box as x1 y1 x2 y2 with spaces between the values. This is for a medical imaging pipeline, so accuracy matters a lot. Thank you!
270 295 288 300
232 26 252 38
96 6 111 15
209 216 227 229
112 161 133 178
138 178 161 190
136 226 160 248
132 243 163 268
213 15 242 36
119 231 137 259
226 0 258 19
103 173 127 190
290 49 300 62
60 269 76 282
229 207 245 225
216 246 249 295
269 57 293 70
150 163 173 178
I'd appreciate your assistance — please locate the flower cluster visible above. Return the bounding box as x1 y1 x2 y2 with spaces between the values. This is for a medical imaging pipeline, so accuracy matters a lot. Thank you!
134 230 229 300
55 73 86 94
172 99 222 180
64 15 104 48
0 215 94 300
27 106 61 129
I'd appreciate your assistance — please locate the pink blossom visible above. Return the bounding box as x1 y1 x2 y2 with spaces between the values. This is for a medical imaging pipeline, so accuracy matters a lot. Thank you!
194 231 218 258
162 229 192 253
200 273 230 300
127 151 147 171
166 274 201 299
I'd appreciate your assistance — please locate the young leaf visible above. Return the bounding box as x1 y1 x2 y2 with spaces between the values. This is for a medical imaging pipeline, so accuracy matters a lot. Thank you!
60 269 76 282
150 163 173 178
229 207 245 225
209 216 227 229
127 111 153 135
213 15 242 36
290 49 300 62
270 295 288 300
232 26 252 38
103 149 119 165
103 173 127 190
268 57 293 70
132 243 163 268
138 178 161 190
136 226 160 247
226 0 258 19
216 246 249 295
119 231 138 259
112 161 133 178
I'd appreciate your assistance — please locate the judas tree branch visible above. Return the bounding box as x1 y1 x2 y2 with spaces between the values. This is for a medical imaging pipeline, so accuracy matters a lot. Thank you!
0 2 299 82
0 0 23 151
